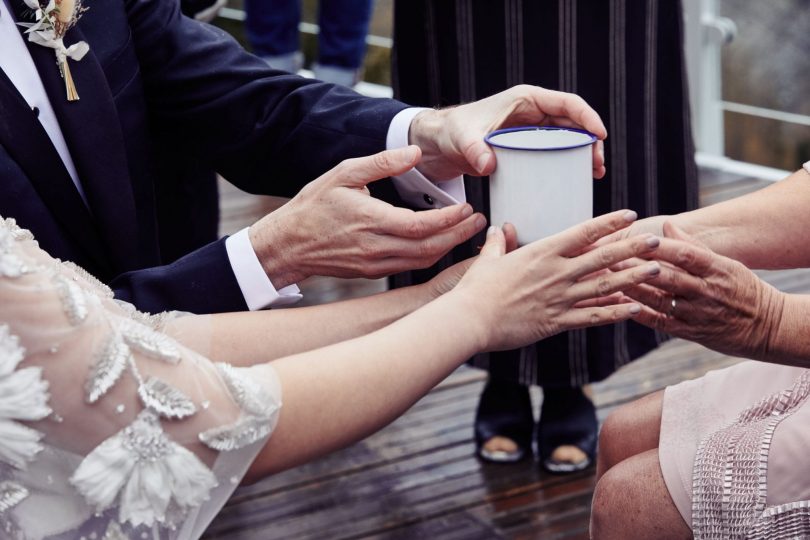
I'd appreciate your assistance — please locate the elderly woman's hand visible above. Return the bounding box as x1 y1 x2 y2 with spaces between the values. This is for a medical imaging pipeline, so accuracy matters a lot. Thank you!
450 210 663 353
626 222 786 360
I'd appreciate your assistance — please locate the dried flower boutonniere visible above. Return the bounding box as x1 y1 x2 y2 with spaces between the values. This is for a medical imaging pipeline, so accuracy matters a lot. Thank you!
18 0 90 102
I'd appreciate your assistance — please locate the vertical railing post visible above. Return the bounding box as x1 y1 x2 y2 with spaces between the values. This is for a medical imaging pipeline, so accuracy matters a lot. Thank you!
683 0 736 155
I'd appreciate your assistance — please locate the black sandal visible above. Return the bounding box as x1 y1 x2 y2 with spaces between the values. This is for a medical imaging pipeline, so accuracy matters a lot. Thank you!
474 378 534 463
536 386 598 474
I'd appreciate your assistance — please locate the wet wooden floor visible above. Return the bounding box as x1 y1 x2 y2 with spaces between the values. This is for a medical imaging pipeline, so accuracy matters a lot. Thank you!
203 169 810 539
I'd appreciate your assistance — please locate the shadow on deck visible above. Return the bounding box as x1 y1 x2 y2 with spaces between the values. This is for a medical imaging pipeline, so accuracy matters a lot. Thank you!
203 169 810 539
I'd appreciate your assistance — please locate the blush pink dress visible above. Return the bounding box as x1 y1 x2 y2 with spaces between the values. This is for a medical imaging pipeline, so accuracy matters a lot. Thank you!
660 361 810 538
659 161 810 539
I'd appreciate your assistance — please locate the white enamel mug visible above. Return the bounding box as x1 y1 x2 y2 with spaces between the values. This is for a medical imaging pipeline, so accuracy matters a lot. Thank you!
485 126 597 245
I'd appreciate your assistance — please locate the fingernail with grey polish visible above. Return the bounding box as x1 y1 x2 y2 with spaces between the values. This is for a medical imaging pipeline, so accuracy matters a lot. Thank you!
623 210 638 222
487 225 497 236
645 235 660 248
629 304 641 314
462 204 474 217
647 262 661 276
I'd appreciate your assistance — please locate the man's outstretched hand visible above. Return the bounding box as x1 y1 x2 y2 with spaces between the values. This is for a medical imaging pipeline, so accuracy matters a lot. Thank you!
249 146 487 288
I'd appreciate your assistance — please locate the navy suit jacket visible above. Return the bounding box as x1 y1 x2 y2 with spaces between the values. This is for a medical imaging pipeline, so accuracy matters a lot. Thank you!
0 0 408 313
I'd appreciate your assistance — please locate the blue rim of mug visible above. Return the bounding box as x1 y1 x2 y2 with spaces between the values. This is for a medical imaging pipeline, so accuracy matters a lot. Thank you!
485 126 597 151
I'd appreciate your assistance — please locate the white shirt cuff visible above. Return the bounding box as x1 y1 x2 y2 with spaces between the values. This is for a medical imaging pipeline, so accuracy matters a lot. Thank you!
386 107 467 208
225 228 303 310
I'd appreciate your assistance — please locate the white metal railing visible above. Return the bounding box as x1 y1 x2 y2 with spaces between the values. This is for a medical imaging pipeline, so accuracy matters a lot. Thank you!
683 0 810 172
721 101 810 128
218 3 803 180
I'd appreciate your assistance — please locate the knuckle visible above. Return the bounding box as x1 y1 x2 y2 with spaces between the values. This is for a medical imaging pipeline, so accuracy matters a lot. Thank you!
596 276 614 297
372 151 394 172
438 210 455 229
597 246 616 268
580 222 602 245
454 223 473 244
676 247 697 268
335 158 355 175
417 239 440 260
405 218 426 238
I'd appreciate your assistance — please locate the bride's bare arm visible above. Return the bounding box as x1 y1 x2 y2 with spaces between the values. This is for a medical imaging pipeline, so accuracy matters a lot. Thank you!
625 167 810 270
167 260 471 364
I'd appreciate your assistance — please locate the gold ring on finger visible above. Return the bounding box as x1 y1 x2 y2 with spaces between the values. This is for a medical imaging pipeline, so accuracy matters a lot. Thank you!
668 297 677 317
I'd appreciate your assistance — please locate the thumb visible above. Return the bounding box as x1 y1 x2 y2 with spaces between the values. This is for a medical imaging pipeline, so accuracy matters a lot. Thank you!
336 146 421 188
663 221 708 249
466 140 496 176
479 226 506 258
503 222 519 252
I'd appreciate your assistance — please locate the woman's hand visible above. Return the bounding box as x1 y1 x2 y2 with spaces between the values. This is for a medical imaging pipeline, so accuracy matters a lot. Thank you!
450 210 663 352
625 222 786 360
424 225 519 299
593 214 669 248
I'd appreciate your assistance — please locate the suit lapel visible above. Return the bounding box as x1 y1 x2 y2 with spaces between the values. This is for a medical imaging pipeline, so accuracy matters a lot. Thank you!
10 0 142 271
0 67 111 272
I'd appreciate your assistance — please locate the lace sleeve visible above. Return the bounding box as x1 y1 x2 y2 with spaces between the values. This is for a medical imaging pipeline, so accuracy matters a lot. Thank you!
0 219 281 539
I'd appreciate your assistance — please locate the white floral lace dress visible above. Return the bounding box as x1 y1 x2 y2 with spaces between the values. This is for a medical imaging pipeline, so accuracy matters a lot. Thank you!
0 217 282 539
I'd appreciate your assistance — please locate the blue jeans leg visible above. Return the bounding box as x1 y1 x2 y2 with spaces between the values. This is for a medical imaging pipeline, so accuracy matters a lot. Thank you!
317 0 373 69
245 0 302 57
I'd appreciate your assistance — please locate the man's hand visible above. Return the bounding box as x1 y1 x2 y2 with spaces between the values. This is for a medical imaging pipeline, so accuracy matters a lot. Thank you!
409 85 607 181
249 146 487 288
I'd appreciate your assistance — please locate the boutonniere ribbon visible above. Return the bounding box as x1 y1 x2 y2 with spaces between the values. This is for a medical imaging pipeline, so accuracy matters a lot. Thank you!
18 0 89 102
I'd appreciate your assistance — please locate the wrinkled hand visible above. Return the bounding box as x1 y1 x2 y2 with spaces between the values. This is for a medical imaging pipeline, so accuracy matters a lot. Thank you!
625 222 785 359
249 146 487 287
409 85 607 181
451 210 663 352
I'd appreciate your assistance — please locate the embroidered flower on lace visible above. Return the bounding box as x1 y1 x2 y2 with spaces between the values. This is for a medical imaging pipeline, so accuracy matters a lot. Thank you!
53 273 89 325
119 320 181 364
0 481 29 514
70 410 218 528
199 364 281 451
137 377 197 420
84 320 196 419
85 333 130 404
0 325 52 471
